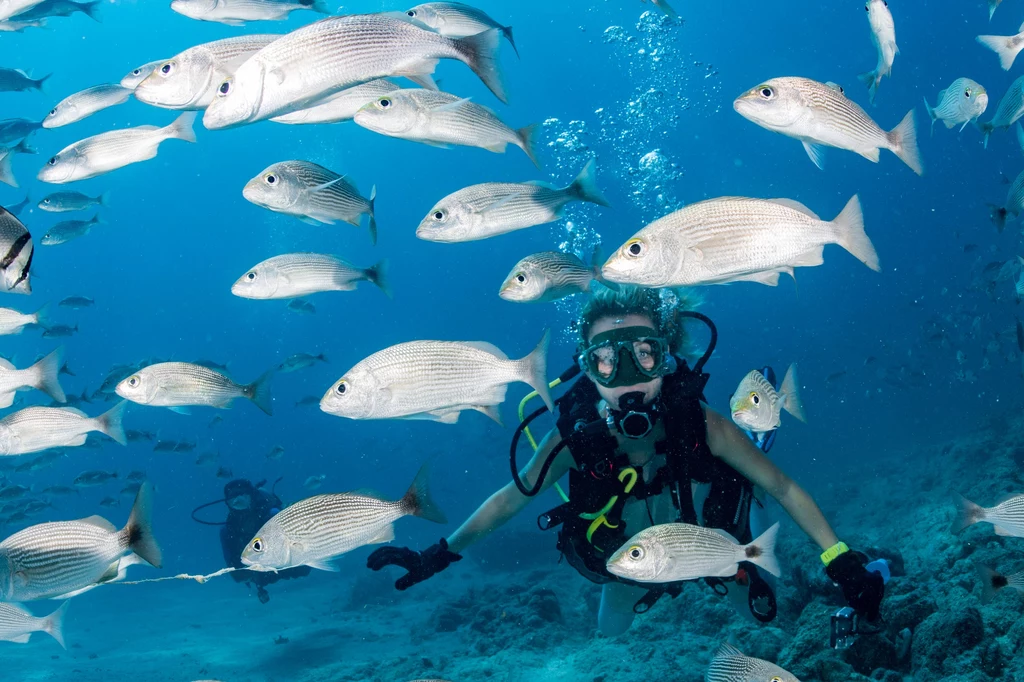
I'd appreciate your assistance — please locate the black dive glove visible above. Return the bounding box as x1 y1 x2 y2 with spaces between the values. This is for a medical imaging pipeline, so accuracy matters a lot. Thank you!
366 538 462 591
825 550 885 622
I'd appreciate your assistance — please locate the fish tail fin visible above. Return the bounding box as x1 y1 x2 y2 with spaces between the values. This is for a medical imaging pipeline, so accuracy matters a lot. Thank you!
96 400 127 445
989 0 1000 19
123 482 162 568
502 25 519 58
976 34 1023 70
742 522 780 577
165 112 197 143
310 0 331 13
33 303 50 330
515 330 552 411
567 158 610 207
30 347 66 403
401 462 447 523
98 191 111 207
951 494 986 533
831 195 880 272
779 363 805 422
32 73 51 92
244 369 274 416
90 212 103 226
588 244 618 290
988 203 1008 232
981 122 993 149
82 0 102 21
1017 121 1024 155
887 109 923 175
42 601 69 649
364 259 391 298
978 564 1004 604
367 184 377 246
516 123 541 168
0 153 16 188
453 28 507 104
857 69 878 104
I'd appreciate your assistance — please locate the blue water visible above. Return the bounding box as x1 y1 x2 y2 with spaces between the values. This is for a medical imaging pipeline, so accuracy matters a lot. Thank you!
1 1 1022 680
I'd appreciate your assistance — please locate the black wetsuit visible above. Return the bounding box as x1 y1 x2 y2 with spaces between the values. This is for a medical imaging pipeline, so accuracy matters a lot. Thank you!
220 489 310 594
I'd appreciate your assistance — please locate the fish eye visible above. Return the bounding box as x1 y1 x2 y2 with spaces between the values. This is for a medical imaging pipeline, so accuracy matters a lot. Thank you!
378 98 392 109
127 375 140 388
964 89 971 98
132 69 142 76
218 80 231 95
864 2 869 9
759 86 774 99
406 9 416 16
265 174 277 185
47 157 57 166
160 62 174 75
750 392 759 405
771 678 783 682
625 239 644 258
42 199 50 204
48 108 56 116
515 273 526 283
627 545 644 560
336 380 348 395
246 271 257 281
251 538 264 553
431 209 447 222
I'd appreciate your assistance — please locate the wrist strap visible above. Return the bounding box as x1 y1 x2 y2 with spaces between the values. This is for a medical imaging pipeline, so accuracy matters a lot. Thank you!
820 541 849 567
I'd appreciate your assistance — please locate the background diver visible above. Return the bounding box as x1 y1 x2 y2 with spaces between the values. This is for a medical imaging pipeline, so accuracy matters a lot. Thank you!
368 285 885 636
192 478 311 603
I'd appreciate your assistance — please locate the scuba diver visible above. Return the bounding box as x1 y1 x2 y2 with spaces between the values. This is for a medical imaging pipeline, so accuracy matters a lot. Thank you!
367 286 885 636
192 478 311 603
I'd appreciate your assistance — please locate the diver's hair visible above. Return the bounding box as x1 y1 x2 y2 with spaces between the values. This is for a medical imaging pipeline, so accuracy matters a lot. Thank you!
578 285 703 355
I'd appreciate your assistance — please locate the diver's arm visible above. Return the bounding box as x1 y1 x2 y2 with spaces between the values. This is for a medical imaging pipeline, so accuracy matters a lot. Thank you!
446 428 573 555
702 405 839 551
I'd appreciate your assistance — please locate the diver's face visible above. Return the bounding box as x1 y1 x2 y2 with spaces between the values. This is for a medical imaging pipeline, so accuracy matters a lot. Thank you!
228 494 251 510
586 313 663 407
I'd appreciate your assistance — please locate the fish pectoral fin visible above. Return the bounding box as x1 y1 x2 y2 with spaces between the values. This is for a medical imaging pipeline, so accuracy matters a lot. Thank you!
6 633 31 643
13 570 29 588
479 192 524 214
789 247 825 268
304 212 339 225
766 198 820 219
97 560 121 584
167 406 192 415
686 246 705 262
430 97 474 114
801 141 827 170
268 68 287 86
309 176 346 192
956 120 967 131
994 525 1013 536
429 410 461 424
297 216 325 226
858 147 881 163
50 584 98 599
728 271 782 286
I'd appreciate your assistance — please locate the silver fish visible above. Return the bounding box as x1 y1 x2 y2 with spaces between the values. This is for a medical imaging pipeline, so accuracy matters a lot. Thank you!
13 0 99 21
355 89 537 166
735 77 921 174
0 207 32 295
287 298 315 315
271 80 400 125
303 474 326 490
0 347 66 407
41 213 101 246
417 159 607 243
990 169 1024 231
704 643 801 682
0 67 48 91
0 305 44 334
602 195 879 287
266 445 284 461
240 464 445 571
115 361 274 416
977 22 1024 71
120 60 165 90
499 250 606 303
924 78 988 133
74 470 117 486
980 76 1024 147
729 364 804 433
43 84 133 128
232 254 389 300
405 3 517 55
0 402 126 455
38 112 197 183
170 0 329 25
0 17 42 30
0 601 66 647
859 0 897 104
0 0 45 20
606 522 780 583
953 494 1024 537
0 139 35 188
203 14 506 129
242 161 377 242
0 483 160 601
39 191 108 212
135 35 280 110
277 352 327 373
0 119 42 146
320 333 552 422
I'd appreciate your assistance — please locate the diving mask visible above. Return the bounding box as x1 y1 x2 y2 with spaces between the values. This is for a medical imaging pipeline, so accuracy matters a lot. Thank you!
579 326 676 388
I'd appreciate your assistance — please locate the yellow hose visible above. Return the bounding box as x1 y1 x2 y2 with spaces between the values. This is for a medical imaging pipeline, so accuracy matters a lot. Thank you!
517 378 569 502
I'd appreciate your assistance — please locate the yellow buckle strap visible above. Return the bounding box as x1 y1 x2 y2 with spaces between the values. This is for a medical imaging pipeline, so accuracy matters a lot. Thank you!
820 541 850 567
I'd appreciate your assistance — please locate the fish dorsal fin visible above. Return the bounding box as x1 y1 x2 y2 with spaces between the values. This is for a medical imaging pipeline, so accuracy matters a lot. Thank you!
77 515 116 531
60 407 88 418
460 341 508 359
0 357 14 370
709 527 739 544
715 642 745 659
767 198 820 219
350 488 386 499
936 88 947 103
825 81 845 95
524 180 554 188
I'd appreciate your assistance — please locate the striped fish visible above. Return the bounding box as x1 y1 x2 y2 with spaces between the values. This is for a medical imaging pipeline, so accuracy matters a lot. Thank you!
980 565 1024 603
0 347 66 407
499 249 606 303
0 601 67 647
989 170 1024 232
354 89 538 166
0 139 35 188
320 333 552 422
980 75 1024 147
0 483 160 601
241 463 446 571
271 80 400 125
242 161 377 243
953 494 1024 537
231 253 390 300
924 78 988 134
37 113 197 184
0 304 44 335
418 159 608 243
115 362 275 415
43 84 133 128
405 2 517 55
0 402 126 455
734 77 922 175
134 35 280 110
202 13 506 129
858 0 898 104
602 196 879 287
170 0 328 24
729 364 805 432
704 643 800 682
120 60 164 90
977 23 1024 71
0 206 33 294
606 522 780 583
